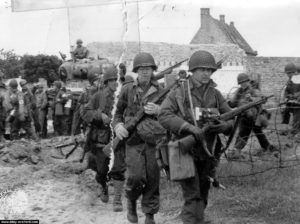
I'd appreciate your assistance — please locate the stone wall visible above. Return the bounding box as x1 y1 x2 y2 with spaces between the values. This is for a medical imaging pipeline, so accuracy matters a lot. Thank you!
245 56 300 101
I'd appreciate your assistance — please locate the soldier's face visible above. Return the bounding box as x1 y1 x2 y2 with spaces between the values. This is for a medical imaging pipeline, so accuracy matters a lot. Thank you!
240 81 250 89
137 66 153 85
192 68 213 84
286 71 296 79
107 79 118 92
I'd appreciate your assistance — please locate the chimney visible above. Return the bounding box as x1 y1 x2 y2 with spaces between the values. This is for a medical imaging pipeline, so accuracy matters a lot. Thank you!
201 8 210 30
219 15 225 23
230 21 234 27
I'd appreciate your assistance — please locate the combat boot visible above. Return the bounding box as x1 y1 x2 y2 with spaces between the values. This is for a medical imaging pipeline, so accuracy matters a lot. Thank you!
99 184 109 203
145 213 155 224
127 199 138 223
113 180 124 212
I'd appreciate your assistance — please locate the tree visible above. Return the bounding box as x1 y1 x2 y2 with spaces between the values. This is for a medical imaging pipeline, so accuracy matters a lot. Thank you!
22 54 62 86
0 49 22 79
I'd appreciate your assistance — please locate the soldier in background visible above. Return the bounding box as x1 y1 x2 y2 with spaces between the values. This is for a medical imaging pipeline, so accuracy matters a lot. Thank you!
71 73 99 136
113 53 165 224
282 63 300 136
71 39 89 60
159 50 234 224
20 80 40 136
0 71 7 142
35 83 48 138
82 65 118 204
5 79 37 140
228 73 277 159
53 84 69 136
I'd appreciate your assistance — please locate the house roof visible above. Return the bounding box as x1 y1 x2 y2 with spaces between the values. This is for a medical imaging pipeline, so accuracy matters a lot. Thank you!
190 11 257 56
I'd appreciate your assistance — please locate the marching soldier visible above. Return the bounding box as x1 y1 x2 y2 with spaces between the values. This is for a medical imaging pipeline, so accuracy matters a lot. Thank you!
113 52 165 224
282 63 300 136
82 65 118 204
158 50 234 224
228 73 277 159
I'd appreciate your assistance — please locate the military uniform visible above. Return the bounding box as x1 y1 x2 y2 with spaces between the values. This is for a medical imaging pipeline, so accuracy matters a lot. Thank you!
53 88 69 136
230 85 272 151
113 80 163 215
82 85 115 200
35 88 48 138
5 89 37 140
158 50 233 224
284 80 300 135
0 81 7 141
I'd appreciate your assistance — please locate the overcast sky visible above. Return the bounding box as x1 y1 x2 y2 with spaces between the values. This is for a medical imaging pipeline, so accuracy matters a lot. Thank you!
1 0 300 57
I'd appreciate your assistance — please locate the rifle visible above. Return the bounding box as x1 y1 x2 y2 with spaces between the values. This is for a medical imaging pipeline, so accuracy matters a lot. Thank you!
102 79 181 156
153 58 188 81
178 95 274 155
55 134 85 159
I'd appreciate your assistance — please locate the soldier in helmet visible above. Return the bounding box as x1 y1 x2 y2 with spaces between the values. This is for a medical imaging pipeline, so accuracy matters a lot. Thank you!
112 52 166 224
71 72 99 135
71 39 89 60
82 65 118 204
228 73 277 159
5 79 37 140
283 63 300 135
158 50 234 224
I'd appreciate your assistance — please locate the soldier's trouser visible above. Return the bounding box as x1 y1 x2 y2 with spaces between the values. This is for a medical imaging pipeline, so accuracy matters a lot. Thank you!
88 146 110 186
235 119 270 150
109 142 126 181
10 117 37 140
179 160 211 224
291 109 300 135
38 109 48 138
125 142 160 215
71 108 82 135
53 115 68 136
32 108 41 133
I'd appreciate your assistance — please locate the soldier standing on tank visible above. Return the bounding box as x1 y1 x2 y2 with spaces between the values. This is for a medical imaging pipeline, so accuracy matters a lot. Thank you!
5 79 38 140
71 39 89 60
228 73 277 159
158 50 234 224
82 65 118 203
282 63 300 136
35 83 48 138
113 52 165 224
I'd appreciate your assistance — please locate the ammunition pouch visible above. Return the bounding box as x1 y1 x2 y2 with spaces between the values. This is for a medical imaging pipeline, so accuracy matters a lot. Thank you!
168 139 195 181
136 117 166 144
90 127 110 145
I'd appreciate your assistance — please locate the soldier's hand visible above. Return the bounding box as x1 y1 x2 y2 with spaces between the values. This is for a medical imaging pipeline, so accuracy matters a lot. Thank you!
207 120 233 135
115 123 129 140
182 123 205 142
144 102 161 115
101 113 111 126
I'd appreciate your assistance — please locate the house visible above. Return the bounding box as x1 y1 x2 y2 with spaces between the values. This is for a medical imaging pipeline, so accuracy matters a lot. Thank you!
190 8 257 56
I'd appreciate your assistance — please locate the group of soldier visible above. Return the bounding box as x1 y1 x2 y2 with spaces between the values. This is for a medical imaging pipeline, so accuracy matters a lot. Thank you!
0 47 300 224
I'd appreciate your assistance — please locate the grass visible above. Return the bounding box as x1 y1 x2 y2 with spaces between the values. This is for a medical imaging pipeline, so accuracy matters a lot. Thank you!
159 110 300 223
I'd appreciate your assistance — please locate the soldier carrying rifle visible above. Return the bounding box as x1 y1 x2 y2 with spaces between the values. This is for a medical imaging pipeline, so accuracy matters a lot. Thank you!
158 50 234 224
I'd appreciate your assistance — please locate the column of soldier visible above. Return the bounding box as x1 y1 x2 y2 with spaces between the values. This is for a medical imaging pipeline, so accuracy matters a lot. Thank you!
0 51 299 224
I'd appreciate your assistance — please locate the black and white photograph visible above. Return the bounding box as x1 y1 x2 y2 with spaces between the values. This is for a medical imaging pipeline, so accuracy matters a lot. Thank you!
0 0 299 223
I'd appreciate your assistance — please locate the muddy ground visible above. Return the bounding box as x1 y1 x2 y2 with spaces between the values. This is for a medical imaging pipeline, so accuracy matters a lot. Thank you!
0 120 299 224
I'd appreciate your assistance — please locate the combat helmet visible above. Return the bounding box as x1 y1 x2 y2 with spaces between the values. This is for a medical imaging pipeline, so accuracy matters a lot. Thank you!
237 73 250 84
188 50 218 72
132 52 157 73
9 79 18 89
284 63 297 73
103 65 118 82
